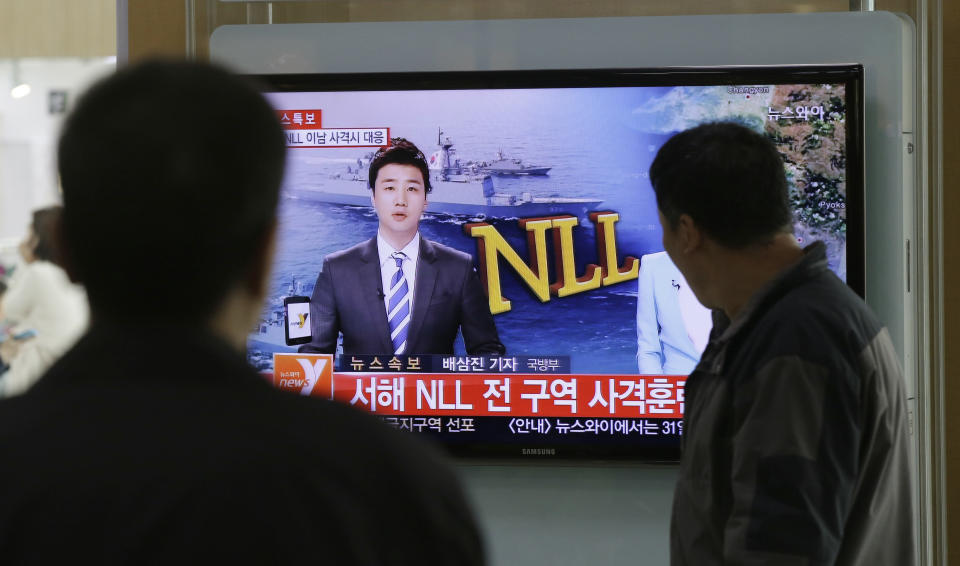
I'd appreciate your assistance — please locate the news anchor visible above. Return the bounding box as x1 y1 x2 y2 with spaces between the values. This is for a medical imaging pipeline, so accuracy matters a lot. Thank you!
300 138 505 356
636 251 711 374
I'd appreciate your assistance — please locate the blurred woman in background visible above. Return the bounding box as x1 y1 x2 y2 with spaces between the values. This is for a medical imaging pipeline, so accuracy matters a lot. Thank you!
0 206 88 396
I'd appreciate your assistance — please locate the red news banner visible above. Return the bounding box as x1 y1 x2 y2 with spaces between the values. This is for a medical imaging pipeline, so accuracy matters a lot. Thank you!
273 353 685 419
277 109 321 129
276 108 389 148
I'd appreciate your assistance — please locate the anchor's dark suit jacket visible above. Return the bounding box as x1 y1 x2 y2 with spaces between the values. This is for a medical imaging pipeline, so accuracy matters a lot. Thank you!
300 237 505 356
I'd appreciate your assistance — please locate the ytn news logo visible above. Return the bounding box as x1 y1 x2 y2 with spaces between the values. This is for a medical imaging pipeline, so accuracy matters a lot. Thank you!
273 353 334 399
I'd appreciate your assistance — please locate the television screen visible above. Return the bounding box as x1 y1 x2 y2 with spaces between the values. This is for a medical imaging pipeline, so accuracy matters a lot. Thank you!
248 66 863 459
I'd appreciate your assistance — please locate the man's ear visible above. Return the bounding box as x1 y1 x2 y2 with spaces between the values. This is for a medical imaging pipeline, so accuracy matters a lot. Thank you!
52 212 82 284
676 213 703 254
247 219 278 299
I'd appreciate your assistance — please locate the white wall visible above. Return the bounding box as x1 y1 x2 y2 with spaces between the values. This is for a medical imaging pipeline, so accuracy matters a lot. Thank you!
461 463 676 565
0 58 114 241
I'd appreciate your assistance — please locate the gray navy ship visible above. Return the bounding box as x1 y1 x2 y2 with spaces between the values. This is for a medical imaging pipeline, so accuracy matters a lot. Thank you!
288 130 602 218
469 148 552 176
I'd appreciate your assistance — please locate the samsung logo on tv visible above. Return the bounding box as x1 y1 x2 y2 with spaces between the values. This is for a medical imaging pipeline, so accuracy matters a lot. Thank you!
521 448 556 456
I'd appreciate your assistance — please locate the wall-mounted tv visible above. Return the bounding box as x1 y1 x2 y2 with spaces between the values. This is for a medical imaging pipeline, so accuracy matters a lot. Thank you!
247 65 863 460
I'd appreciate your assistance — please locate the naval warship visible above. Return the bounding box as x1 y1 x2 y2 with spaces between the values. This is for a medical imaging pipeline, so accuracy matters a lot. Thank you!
288 130 601 218
469 148 552 176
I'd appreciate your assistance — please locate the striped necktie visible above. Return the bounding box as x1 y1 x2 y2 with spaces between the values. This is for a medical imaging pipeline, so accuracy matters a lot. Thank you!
387 252 410 354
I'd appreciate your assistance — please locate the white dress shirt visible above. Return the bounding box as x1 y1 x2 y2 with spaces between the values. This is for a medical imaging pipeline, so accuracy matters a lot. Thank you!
376 231 420 318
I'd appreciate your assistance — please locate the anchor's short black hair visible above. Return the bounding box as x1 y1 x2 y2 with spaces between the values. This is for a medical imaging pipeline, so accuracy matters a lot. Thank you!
649 121 793 248
368 138 432 194
58 59 286 323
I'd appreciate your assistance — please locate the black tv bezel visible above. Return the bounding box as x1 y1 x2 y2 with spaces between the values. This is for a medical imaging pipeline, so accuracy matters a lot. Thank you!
253 65 865 461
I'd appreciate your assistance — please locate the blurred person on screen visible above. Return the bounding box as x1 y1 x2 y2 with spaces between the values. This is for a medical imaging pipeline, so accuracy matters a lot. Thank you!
635 251 711 375
651 122 914 565
0 60 484 565
299 138 505 357
0 206 88 396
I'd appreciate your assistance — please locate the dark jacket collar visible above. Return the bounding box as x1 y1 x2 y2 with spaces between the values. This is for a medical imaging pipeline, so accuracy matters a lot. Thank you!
702 241 829 374
358 235 439 264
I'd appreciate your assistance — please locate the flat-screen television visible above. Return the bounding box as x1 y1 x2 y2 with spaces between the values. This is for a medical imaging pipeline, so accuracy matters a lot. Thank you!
247 65 863 460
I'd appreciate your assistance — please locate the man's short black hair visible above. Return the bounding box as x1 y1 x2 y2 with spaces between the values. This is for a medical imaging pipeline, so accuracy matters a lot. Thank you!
649 122 793 248
368 138 432 194
57 59 285 323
